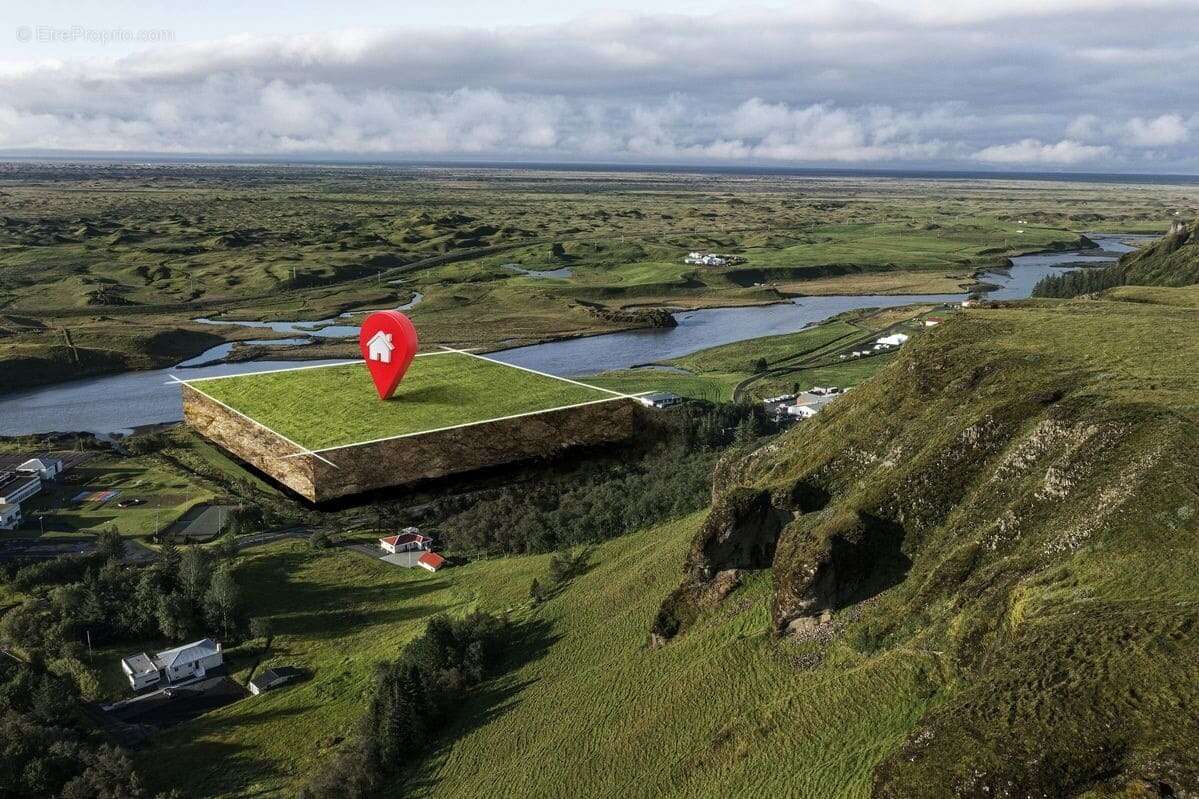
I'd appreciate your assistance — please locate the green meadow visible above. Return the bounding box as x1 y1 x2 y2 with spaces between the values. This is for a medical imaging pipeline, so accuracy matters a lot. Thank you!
188 354 612 450
139 516 938 799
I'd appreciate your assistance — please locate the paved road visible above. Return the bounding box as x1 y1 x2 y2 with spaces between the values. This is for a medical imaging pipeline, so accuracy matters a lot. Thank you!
235 527 384 562
0 523 396 564
0 537 156 563
235 527 310 549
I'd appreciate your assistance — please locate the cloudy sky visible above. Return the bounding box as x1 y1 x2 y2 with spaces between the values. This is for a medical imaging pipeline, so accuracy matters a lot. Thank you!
2 0 1198 172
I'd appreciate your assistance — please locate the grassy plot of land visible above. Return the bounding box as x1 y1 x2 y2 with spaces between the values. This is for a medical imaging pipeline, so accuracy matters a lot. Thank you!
774 269 975 296
187 353 617 451
139 516 938 799
742 220 1074 271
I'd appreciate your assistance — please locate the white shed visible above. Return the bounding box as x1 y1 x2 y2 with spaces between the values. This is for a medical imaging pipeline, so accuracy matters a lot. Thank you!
17 458 62 480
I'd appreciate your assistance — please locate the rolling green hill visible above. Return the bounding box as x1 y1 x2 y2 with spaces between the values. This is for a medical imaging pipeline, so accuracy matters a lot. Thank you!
655 290 1199 797
1118 220 1199 286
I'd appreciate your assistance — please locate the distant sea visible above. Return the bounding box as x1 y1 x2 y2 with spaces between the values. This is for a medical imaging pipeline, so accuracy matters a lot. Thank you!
2 153 1199 186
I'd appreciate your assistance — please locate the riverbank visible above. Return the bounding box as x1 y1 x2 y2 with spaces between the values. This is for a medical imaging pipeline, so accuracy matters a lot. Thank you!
0 234 1149 437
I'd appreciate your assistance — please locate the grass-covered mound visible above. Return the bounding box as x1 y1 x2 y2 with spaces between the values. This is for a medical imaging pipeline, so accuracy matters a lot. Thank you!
186 353 610 451
1118 220 1199 287
1036 222 1199 298
655 291 1199 796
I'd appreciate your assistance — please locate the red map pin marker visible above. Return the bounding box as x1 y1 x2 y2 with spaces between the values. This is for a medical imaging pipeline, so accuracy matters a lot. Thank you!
358 310 419 400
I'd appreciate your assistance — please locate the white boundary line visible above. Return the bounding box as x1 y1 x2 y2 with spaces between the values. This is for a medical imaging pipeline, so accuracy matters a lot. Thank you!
293 392 650 455
178 348 476 384
171 375 341 468
434 344 644 400
174 346 652 457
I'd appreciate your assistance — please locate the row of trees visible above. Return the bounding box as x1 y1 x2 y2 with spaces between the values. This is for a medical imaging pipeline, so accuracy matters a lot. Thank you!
0 655 171 798
1032 265 1125 298
1 538 249 698
301 612 510 799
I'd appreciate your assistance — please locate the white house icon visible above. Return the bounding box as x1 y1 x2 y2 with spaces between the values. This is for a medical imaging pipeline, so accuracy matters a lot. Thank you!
366 331 394 364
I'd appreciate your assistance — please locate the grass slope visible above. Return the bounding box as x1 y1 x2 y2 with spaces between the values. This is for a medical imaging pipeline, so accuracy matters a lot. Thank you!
1118 220 1199 287
140 519 940 799
188 354 610 450
658 289 1199 795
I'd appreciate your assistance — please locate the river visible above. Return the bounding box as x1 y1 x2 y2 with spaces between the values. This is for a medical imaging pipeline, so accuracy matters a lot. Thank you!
0 234 1149 436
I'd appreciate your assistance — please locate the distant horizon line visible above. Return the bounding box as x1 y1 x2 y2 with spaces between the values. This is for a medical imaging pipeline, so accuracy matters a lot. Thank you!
3 152 1199 185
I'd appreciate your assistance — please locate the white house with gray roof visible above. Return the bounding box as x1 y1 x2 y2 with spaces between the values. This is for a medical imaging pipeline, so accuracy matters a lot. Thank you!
121 638 223 690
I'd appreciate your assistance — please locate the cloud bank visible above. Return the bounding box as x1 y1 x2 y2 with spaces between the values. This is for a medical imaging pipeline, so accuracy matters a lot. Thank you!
2 2 1198 170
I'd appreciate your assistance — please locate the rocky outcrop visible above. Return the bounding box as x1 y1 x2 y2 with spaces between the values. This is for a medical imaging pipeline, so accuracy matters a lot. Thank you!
652 487 790 640
578 302 678 329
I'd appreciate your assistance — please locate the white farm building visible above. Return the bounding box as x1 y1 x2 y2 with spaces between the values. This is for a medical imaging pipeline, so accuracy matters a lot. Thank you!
121 639 223 690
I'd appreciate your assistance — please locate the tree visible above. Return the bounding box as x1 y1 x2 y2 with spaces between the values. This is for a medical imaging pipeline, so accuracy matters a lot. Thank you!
31 674 75 725
156 592 198 641
217 530 239 561
131 568 168 637
734 414 759 446
204 567 242 640
528 578 543 604
61 745 146 799
178 546 211 600
96 528 125 562
309 530 332 550
752 357 768 374
158 538 180 573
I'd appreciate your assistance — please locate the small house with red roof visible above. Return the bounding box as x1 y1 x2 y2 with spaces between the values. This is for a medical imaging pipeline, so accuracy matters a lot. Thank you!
417 551 446 572
379 527 433 555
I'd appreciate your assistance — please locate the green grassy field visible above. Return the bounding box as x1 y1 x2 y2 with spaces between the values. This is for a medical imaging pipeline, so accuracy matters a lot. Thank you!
4 454 215 539
139 517 939 799
655 287 1199 794
131 535 544 798
2 163 1187 395
187 353 616 450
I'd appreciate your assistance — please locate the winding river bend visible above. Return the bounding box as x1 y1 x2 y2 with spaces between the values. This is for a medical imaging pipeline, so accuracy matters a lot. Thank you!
0 234 1147 437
